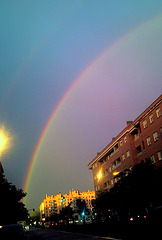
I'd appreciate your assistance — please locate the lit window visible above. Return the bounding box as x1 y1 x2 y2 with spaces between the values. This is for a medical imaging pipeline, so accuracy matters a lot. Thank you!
156 108 161 118
153 132 158 142
122 154 125 161
149 114 154 123
157 151 162 161
143 120 147 129
124 136 127 143
146 137 151 146
126 150 130 158
150 155 155 164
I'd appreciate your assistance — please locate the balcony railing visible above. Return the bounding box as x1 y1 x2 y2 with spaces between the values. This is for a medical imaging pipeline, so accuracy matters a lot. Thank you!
134 134 139 141
137 152 142 157
112 162 121 170
110 148 119 157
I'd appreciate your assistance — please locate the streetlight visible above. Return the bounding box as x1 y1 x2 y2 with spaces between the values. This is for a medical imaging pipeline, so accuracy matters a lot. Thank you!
0 126 11 159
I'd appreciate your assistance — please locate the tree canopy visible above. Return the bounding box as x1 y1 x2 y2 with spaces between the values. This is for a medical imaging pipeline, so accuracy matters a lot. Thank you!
0 171 28 225
92 161 162 221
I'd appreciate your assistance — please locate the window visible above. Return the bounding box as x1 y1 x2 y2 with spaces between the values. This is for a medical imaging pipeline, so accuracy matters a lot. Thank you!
149 114 154 123
143 120 147 129
104 181 110 189
103 169 108 177
102 159 106 164
120 140 123 146
122 154 125 161
126 150 130 158
153 132 158 141
156 108 161 118
150 155 155 164
124 136 127 143
146 137 151 146
134 133 139 141
157 151 162 161
109 167 111 172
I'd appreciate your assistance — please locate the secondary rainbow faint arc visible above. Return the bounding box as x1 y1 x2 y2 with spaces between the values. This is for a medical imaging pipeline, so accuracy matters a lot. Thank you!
23 14 161 198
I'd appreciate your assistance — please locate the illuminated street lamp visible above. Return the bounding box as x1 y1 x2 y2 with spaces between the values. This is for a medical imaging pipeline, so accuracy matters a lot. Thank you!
0 126 11 159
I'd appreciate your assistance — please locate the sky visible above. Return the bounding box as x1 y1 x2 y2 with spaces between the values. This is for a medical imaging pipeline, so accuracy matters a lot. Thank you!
0 0 162 210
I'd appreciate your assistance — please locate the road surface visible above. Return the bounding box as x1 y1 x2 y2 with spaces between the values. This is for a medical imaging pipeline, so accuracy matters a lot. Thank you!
27 227 120 240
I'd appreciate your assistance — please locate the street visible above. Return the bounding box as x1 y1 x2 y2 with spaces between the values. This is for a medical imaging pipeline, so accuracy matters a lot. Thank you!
27 228 120 240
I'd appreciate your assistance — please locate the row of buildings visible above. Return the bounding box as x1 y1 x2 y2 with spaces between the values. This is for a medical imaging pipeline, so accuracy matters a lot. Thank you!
39 189 95 220
88 95 162 193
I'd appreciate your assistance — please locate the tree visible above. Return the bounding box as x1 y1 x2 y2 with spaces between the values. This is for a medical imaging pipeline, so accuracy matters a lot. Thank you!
0 171 28 225
93 161 162 222
76 198 88 215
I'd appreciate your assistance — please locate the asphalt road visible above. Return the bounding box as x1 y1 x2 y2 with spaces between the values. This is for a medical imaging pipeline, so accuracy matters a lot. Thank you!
27 228 120 240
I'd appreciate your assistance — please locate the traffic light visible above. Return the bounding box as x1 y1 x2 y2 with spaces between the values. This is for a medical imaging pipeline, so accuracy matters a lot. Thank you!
82 211 85 216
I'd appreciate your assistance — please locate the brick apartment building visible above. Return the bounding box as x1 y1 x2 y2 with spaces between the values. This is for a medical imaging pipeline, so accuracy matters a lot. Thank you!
39 189 95 220
88 95 162 193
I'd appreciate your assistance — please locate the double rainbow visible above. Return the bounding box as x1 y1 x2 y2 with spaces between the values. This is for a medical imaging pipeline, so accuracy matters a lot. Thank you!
23 14 162 204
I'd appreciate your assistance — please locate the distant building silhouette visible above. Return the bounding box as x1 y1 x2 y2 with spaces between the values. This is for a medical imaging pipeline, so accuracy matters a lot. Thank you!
88 95 162 193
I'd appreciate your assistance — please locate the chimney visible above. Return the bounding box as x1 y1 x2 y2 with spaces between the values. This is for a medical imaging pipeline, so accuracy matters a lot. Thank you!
126 121 133 126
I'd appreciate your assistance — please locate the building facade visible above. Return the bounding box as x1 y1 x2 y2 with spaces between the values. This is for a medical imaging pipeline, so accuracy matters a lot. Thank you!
39 189 95 220
88 95 162 193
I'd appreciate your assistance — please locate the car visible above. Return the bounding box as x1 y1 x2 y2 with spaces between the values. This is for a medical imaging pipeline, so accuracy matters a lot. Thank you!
0 224 27 240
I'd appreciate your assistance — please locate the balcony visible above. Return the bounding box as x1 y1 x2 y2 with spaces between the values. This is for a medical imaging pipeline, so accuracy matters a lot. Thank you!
134 134 139 141
110 148 119 157
112 162 121 171
137 152 142 157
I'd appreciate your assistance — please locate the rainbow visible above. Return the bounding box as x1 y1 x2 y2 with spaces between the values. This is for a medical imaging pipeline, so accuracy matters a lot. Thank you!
23 55 102 197
23 14 162 204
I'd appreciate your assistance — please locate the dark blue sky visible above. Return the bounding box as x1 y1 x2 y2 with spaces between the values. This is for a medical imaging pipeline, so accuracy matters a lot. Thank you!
0 1 162 209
